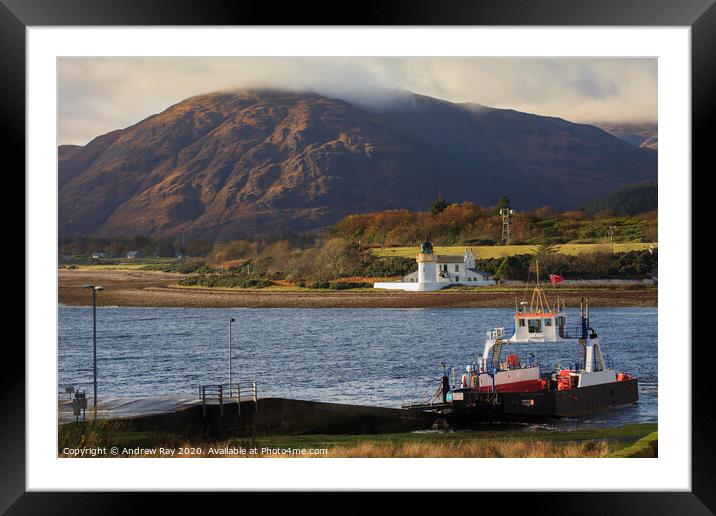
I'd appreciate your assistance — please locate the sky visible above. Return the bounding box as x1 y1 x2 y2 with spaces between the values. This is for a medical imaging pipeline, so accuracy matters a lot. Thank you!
58 57 657 146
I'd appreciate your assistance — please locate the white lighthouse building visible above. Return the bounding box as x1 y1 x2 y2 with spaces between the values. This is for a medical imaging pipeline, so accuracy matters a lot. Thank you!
416 241 439 290
374 240 494 291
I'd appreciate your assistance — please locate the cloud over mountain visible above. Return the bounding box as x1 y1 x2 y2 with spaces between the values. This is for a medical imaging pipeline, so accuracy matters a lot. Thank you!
59 57 657 146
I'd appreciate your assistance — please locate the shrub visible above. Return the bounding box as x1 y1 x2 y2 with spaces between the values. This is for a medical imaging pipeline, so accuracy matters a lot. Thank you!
357 256 416 278
178 274 274 288
141 260 209 274
329 281 373 290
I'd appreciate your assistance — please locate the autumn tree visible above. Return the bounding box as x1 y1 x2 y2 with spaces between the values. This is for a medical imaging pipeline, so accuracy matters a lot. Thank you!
314 238 363 281
430 194 449 215
495 255 527 281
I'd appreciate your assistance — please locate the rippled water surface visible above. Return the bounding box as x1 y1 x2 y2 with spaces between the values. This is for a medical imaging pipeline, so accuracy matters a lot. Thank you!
58 306 657 427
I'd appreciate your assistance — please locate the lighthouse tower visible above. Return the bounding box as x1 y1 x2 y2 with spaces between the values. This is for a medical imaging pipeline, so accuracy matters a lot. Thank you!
417 239 438 290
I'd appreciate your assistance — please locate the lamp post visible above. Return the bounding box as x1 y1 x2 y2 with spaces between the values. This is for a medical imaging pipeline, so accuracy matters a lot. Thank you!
82 284 103 415
228 316 235 394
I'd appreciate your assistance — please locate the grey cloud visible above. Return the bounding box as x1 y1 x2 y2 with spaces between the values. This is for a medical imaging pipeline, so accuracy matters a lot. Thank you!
58 57 657 145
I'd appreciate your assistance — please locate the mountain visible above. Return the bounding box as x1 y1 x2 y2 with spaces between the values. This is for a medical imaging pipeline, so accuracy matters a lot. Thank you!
583 180 658 215
59 90 657 240
592 122 658 150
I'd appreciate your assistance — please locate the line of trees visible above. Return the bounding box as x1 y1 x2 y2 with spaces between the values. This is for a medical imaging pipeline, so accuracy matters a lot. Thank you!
482 248 658 281
59 196 658 286
177 238 416 288
58 232 318 261
331 197 657 247
176 242 657 288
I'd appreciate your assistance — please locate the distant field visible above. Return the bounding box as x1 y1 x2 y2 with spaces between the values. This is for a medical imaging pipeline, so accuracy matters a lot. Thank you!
61 258 181 271
67 263 150 270
371 242 656 259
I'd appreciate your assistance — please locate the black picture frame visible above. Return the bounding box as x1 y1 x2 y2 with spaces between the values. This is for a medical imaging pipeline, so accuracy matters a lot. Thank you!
7 0 709 511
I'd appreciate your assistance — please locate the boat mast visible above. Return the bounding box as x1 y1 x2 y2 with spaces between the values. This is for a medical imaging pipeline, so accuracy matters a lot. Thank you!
529 259 551 313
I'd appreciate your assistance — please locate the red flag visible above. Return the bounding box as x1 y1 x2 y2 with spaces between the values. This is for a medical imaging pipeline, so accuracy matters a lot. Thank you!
549 274 564 285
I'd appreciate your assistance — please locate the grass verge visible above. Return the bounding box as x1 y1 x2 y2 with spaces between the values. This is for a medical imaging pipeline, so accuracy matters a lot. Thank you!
58 421 656 458
606 431 658 458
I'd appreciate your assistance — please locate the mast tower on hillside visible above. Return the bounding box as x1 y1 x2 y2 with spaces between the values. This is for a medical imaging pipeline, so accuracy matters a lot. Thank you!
500 208 515 243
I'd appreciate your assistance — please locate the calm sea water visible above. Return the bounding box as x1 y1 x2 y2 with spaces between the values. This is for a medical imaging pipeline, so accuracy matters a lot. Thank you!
58 306 657 428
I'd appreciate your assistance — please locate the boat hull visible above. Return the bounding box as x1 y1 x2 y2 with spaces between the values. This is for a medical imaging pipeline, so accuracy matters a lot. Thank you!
450 378 638 421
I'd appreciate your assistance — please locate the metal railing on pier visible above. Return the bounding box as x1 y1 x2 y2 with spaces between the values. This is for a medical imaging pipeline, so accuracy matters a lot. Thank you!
59 383 94 400
199 381 257 418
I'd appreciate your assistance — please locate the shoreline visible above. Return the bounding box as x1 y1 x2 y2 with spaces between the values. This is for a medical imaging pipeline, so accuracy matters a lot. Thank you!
59 269 657 308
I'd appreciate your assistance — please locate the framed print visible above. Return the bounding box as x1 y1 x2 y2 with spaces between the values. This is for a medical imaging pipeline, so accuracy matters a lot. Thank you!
7 0 711 511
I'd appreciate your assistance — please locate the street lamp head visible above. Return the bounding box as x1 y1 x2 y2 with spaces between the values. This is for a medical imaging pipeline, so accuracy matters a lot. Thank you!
82 284 103 291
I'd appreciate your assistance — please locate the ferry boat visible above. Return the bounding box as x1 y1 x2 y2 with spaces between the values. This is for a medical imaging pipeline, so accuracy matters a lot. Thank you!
442 264 639 421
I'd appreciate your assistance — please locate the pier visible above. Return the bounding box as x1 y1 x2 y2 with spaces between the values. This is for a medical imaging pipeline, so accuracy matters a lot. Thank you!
58 395 437 438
